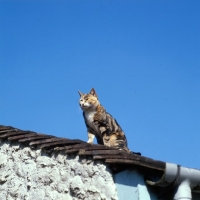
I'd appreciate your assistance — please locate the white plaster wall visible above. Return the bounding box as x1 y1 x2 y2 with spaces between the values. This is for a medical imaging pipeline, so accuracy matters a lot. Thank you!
0 140 118 200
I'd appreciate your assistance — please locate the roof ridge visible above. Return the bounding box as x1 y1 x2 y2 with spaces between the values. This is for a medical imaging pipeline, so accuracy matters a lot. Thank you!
0 125 165 173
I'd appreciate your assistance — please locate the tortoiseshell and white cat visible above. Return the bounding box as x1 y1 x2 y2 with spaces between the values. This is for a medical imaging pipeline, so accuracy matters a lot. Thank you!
78 88 130 152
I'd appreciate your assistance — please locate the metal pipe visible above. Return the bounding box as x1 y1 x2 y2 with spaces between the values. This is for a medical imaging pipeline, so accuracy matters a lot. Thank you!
174 179 191 200
146 163 200 199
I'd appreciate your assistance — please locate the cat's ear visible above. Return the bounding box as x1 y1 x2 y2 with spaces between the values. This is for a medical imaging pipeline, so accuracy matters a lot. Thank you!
90 88 98 98
78 91 84 97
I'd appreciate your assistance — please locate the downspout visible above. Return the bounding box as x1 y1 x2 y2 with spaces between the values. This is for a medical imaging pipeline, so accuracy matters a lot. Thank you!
146 163 200 200
174 179 191 200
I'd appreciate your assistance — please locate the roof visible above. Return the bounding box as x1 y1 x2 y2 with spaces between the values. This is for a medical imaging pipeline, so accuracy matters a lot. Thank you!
0 125 165 174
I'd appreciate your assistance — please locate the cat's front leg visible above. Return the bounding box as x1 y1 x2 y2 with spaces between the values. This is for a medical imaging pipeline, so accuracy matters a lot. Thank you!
87 132 95 144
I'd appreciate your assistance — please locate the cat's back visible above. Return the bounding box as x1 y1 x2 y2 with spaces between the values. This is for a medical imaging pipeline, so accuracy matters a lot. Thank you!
102 109 123 133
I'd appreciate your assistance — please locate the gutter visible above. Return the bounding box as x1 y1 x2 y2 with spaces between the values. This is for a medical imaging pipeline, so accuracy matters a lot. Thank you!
146 163 200 200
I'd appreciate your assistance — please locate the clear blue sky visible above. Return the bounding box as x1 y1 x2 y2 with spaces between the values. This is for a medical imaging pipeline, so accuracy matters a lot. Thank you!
0 1 199 168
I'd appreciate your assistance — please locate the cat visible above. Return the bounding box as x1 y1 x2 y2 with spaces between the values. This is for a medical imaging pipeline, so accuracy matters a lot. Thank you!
78 88 130 152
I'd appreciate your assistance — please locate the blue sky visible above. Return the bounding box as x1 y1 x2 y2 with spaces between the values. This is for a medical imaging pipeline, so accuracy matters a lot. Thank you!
0 0 199 168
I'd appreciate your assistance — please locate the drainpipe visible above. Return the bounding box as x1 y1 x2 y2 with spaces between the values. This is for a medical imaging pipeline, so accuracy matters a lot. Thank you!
174 179 191 200
146 163 200 200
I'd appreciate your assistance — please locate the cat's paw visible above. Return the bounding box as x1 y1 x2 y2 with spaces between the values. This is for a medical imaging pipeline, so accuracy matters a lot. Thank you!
87 140 93 144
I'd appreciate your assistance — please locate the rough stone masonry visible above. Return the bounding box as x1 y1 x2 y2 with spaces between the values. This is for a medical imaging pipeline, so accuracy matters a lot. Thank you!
0 140 118 200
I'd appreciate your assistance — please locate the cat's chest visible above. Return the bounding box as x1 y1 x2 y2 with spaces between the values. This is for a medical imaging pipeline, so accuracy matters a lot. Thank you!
84 111 100 133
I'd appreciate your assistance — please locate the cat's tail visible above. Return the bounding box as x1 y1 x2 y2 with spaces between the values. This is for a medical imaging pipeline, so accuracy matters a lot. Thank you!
130 151 141 156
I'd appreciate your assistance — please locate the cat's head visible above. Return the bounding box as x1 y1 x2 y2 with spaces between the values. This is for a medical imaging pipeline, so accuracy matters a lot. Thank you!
78 88 100 111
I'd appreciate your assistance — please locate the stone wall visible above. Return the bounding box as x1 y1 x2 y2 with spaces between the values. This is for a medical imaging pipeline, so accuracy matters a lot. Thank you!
0 140 118 200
